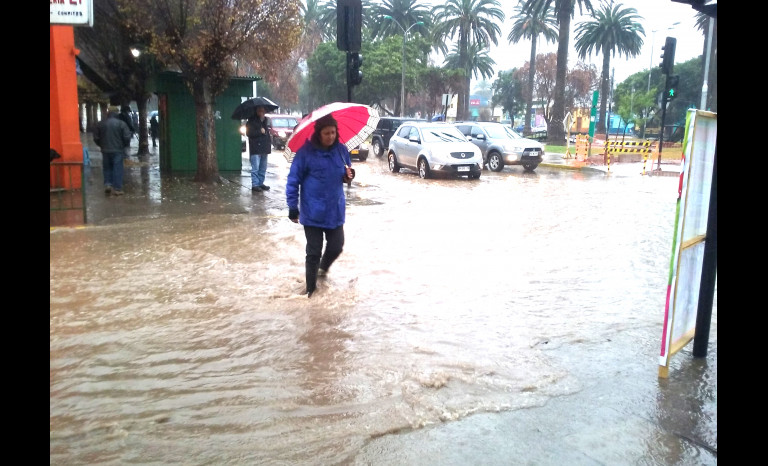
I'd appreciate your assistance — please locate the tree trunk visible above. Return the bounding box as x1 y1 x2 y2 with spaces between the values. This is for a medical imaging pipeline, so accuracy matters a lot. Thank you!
459 30 469 121
547 6 570 144
524 36 538 136
597 52 610 133
135 97 150 156
192 78 221 184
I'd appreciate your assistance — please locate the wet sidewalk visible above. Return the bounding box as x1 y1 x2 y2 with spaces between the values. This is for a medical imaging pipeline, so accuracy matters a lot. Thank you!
539 151 682 177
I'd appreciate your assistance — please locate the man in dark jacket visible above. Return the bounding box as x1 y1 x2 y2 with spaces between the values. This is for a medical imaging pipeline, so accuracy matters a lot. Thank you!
119 105 136 135
246 106 272 192
94 106 132 196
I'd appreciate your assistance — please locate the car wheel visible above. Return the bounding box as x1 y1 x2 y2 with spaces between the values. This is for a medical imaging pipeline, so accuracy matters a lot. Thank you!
523 163 539 171
488 152 504 172
372 139 384 158
358 153 368 162
418 158 431 179
388 152 400 173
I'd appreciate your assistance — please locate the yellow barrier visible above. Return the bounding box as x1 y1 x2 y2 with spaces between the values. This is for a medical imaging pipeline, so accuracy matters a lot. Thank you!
604 141 654 174
575 135 590 161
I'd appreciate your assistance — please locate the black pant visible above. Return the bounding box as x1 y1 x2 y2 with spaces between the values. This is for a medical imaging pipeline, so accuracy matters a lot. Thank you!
304 225 344 294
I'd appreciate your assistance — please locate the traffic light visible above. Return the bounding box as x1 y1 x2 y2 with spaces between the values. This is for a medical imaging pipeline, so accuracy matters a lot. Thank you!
348 52 363 86
336 0 362 52
659 36 676 75
664 75 680 102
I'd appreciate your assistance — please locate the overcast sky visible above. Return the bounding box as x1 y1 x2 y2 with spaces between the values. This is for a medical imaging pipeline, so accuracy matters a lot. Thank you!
417 0 708 90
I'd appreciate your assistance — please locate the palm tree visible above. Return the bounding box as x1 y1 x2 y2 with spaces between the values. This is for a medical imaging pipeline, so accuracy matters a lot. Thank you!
507 1 558 135
371 0 431 41
574 1 644 133
432 0 504 121
301 0 335 44
522 0 593 143
443 41 496 82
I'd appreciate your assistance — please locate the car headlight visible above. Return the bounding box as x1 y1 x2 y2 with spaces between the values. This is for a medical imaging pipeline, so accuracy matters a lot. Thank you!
240 125 246 136
278 130 287 138
359 142 369 150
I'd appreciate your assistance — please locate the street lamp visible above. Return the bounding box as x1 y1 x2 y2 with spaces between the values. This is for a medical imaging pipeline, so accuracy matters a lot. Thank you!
643 22 680 138
383 16 424 117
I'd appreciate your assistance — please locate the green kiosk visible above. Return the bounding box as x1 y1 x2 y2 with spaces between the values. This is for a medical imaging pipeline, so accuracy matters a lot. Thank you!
151 71 259 174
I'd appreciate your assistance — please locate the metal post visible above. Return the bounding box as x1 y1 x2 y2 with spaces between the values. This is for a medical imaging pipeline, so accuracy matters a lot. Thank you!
400 33 406 117
383 16 423 118
700 18 714 110
656 76 669 171
346 51 352 103
693 138 717 357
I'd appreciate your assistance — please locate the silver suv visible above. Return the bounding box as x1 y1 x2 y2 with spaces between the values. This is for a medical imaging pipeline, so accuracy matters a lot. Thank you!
387 121 483 179
455 121 544 172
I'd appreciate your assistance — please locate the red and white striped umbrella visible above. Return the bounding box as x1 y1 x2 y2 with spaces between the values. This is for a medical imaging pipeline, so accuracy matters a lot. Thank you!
283 102 379 163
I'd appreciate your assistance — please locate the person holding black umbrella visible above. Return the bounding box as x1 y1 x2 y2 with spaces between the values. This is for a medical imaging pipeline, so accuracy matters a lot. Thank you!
246 105 272 192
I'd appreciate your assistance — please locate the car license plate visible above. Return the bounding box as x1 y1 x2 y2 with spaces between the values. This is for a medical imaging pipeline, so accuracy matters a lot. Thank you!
351 149 359 154
530 150 539 156
457 166 469 172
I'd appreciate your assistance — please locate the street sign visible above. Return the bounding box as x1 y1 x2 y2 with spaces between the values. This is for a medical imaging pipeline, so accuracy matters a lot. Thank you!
563 111 573 132
588 91 598 138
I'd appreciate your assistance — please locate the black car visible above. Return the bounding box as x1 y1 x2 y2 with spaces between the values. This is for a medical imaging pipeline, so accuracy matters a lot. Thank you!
370 117 419 158
349 142 369 162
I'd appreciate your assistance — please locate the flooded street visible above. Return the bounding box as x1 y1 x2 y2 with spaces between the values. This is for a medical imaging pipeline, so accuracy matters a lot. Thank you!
50 149 716 464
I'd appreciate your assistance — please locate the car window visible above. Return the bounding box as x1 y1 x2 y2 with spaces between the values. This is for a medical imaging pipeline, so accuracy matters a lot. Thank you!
504 127 523 139
456 125 470 136
421 126 467 143
484 125 509 139
397 126 412 138
470 127 484 138
272 118 298 128
407 127 420 140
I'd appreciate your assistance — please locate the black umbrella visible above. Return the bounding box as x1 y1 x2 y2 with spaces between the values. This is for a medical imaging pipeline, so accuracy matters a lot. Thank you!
231 97 279 120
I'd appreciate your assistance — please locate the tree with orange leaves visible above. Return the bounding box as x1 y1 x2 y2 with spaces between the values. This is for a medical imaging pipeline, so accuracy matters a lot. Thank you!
121 0 302 183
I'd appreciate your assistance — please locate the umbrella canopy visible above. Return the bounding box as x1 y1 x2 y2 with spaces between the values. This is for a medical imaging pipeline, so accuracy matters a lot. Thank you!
231 97 279 120
283 102 380 163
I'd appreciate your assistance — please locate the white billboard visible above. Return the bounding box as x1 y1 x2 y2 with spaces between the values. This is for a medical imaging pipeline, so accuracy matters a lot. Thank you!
50 0 94 27
658 109 717 378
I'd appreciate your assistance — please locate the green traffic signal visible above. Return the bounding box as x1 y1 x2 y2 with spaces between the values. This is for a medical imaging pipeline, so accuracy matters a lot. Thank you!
665 75 679 102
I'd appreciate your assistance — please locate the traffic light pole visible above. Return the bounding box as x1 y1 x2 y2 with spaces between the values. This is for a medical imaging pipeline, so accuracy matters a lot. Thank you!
346 51 352 102
656 89 667 171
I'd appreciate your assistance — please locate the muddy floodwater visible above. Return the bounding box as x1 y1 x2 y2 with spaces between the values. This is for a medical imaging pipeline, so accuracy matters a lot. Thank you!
50 150 716 464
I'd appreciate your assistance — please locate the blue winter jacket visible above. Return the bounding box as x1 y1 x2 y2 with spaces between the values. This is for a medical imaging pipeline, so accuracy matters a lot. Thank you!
286 140 352 229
